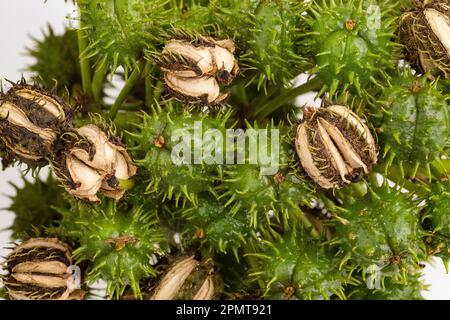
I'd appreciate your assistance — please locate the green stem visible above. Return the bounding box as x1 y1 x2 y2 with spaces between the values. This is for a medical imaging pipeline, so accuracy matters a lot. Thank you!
374 165 428 197
77 28 92 96
153 81 164 102
109 60 145 120
242 243 266 291
255 77 323 120
119 179 135 190
234 83 249 106
431 159 450 178
91 63 108 103
144 62 154 107
289 206 320 239
106 101 143 110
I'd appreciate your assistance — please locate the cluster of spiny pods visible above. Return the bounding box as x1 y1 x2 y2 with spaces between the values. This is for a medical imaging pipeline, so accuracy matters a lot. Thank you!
1 0 450 300
0 36 380 301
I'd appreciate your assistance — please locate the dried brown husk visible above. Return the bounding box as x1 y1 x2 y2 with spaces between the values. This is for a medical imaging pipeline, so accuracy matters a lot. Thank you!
2 238 85 300
164 73 228 105
0 82 72 167
52 124 137 202
399 1 450 78
117 256 219 300
159 36 239 84
295 105 377 189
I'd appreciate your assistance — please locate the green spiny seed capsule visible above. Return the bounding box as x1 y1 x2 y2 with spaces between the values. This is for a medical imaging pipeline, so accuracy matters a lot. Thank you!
7 173 68 240
53 124 137 202
56 200 166 299
399 0 450 78
303 0 399 96
295 104 377 189
27 26 81 93
0 82 72 167
2 238 85 300
377 71 450 173
423 180 450 261
181 194 254 255
250 230 351 300
77 0 170 73
149 256 219 300
245 0 306 90
130 102 233 206
331 179 426 279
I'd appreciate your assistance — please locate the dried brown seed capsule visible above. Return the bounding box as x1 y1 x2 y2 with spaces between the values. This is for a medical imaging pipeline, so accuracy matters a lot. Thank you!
0 83 72 166
2 238 85 300
164 73 228 105
399 1 450 78
7 83 72 125
295 105 377 189
160 37 239 84
53 124 137 202
150 256 218 300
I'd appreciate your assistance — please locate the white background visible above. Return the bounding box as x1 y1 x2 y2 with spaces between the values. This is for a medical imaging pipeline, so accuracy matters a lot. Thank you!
0 1 449 300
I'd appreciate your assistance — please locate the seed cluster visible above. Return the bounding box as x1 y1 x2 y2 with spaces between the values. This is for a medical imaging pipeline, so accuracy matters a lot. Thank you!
0 81 136 202
158 36 239 105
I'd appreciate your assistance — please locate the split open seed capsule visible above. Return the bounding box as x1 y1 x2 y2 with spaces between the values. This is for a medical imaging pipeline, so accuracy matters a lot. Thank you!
160 37 239 84
295 105 377 189
53 124 137 202
0 83 72 166
399 1 450 78
2 238 85 300
150 256 217 300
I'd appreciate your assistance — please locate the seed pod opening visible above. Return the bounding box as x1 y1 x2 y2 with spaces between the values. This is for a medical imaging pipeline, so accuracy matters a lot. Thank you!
2 238 85 300
0 82 72 167
158 35 239 105
399 1 450 78
149 256 219 300
53 124 137 202
295 105 377 189
160 36 239 83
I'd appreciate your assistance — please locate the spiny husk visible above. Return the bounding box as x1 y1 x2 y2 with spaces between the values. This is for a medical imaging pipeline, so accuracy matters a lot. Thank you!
56 200 166 299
